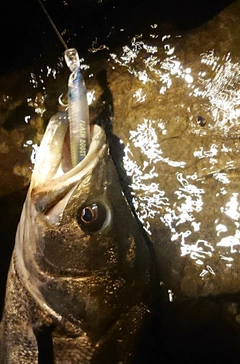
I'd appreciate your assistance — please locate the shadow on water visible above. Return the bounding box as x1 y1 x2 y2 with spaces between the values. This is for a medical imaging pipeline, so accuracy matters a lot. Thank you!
2 104 35 131
132 292 240 363
92 69 134 205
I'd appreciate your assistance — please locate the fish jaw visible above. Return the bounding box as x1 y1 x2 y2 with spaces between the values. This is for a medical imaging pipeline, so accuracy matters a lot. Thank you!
14 120 152 341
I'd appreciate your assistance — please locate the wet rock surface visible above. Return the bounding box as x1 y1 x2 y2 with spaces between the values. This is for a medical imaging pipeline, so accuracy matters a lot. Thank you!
104 0 240 300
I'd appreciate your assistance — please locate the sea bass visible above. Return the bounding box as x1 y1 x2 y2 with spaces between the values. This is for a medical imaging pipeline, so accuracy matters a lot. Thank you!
0 58 154 363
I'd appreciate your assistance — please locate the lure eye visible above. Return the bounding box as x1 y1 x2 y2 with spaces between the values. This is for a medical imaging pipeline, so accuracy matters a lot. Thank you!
77 202 109 233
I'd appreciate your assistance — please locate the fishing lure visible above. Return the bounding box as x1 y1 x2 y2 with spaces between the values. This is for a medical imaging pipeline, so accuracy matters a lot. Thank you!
38 0 90 166
64 48 90 166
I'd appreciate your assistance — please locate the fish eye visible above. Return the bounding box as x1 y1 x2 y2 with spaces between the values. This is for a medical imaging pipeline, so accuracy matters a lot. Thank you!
76 202 109 233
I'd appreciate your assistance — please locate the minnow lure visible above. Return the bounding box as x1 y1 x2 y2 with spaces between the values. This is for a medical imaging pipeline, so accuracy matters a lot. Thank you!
64 48 90 166
38 0 90 166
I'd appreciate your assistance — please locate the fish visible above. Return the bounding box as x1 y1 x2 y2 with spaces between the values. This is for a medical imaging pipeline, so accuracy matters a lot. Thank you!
0 58 154 363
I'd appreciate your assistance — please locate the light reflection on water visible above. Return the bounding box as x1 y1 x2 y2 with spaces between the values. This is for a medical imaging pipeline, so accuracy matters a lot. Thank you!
197 52 240 134
111 33 240 295
123 117 240 290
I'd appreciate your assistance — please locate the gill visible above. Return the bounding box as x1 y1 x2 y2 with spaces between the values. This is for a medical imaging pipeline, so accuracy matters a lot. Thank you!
37 0 90 166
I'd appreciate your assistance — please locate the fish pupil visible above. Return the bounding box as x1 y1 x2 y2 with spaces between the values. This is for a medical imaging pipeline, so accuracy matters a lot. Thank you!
77 202 108 233
81 205 97 223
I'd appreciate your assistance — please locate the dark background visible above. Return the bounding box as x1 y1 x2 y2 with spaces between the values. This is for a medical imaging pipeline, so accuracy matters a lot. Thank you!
0 0 235 72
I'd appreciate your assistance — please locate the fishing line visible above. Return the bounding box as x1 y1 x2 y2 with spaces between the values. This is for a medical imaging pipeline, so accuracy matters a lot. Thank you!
37 0 90 166
37 0 68 50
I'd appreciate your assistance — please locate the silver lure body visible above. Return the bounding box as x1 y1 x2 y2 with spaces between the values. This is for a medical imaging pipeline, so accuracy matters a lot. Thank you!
65 48 90 166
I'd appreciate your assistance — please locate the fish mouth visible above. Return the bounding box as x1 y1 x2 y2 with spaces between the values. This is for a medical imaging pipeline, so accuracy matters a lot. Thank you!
15 113 112 322
30 111 107 214
16 113 109 282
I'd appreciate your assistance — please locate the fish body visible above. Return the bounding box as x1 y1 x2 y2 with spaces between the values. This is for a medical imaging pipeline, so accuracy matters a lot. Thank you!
0 111 153 362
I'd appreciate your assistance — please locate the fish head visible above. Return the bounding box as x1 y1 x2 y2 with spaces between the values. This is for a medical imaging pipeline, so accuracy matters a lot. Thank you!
15 114 152 339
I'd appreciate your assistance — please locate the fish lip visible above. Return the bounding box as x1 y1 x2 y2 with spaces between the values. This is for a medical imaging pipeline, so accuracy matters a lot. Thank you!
30 112 104 190
31 124 108 214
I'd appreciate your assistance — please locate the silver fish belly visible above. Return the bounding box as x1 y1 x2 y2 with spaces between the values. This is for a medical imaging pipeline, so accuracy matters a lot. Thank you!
0 112 153 363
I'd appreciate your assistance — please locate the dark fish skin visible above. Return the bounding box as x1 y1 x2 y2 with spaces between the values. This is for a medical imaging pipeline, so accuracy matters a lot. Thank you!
0 121 155 363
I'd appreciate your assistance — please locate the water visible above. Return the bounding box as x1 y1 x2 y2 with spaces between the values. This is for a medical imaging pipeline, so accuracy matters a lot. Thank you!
1 0 240 362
